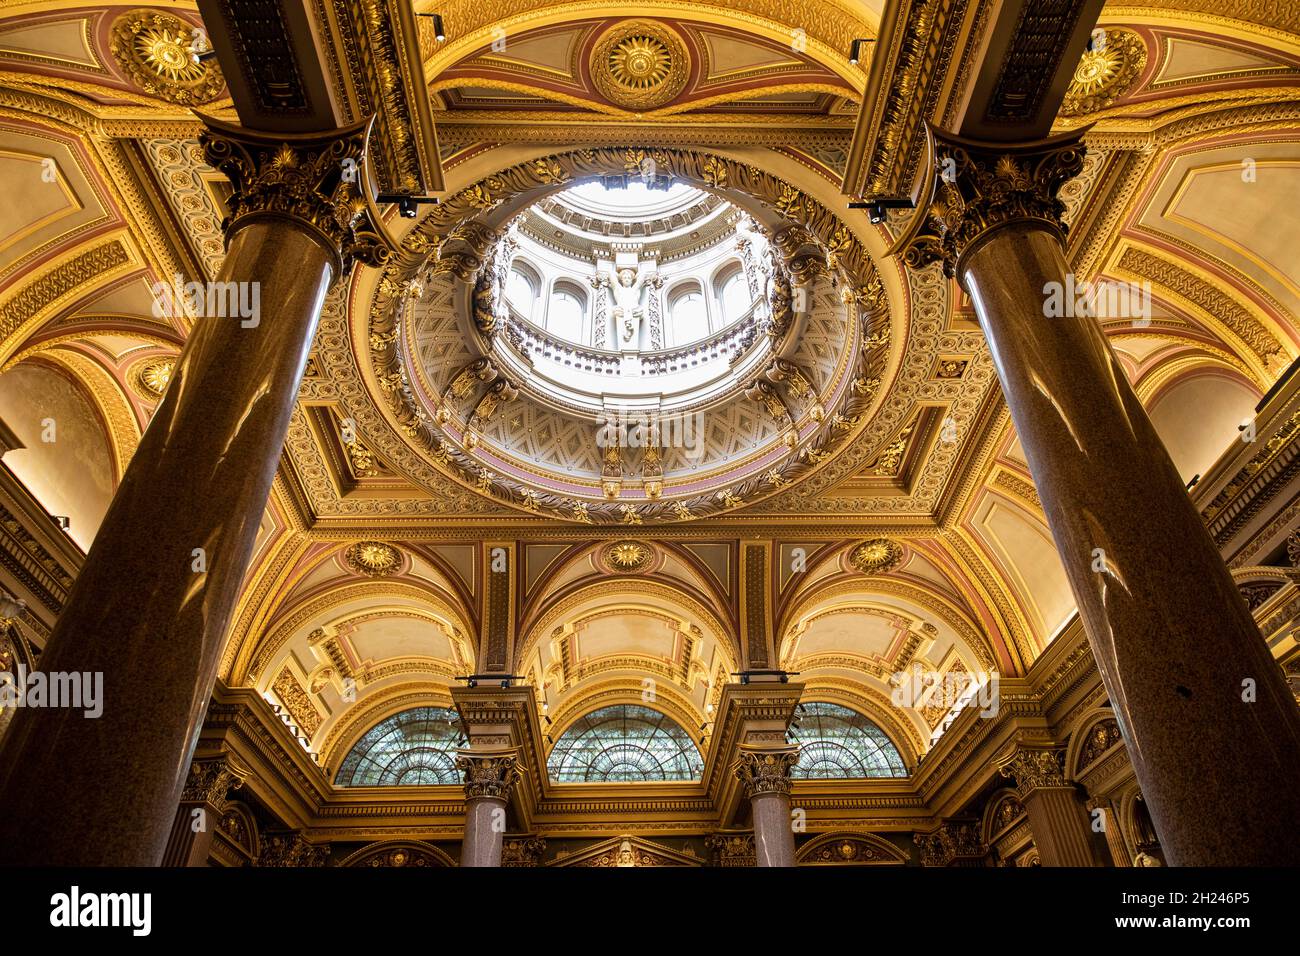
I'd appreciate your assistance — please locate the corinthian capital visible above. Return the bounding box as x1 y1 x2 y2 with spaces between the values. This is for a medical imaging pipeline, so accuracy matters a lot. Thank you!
199 115 393 276
733 745 799 798
998 745 1069 797
456 749 521 801
896 125 1089 278
180 753 248 810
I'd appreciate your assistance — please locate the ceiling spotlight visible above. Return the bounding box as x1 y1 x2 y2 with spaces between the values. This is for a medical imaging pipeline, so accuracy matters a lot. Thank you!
418 12 446 42
848 38 875 65
850 196 915 225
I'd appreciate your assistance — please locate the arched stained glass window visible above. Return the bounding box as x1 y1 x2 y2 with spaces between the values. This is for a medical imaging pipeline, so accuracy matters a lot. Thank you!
547 704 703 782
790 702 908 779
335 706 463 787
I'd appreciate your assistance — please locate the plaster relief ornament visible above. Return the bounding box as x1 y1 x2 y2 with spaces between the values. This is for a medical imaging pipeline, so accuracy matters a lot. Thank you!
605 540 652 571
110 9 225 105
1060 28 1147 117
344 541 402 576
592 21 690 110
848 538 904 574
610 267 647 347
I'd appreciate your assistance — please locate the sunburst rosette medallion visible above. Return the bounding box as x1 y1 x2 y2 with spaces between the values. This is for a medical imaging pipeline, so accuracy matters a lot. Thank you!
109 9 226 105
1060 28 1146 117
591 20 690 110
343 541 403 577
847 538 903 575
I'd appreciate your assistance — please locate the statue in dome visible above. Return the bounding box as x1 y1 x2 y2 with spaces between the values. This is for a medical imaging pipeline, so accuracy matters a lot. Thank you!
609 267 646 348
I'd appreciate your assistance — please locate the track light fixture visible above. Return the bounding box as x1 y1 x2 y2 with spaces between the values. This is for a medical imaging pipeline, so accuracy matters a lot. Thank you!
418 12 446 42
850 196 915 224
848 38 875 65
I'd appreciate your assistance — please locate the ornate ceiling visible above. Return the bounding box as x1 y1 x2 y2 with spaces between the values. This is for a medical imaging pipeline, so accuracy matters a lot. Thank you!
0 0 1298 804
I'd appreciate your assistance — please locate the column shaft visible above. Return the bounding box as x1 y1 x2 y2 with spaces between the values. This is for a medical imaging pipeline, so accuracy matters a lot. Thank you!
750 791 796 867
1019 787 1103 867
0 222 332 865
963 222 1300 865
461 797 508 867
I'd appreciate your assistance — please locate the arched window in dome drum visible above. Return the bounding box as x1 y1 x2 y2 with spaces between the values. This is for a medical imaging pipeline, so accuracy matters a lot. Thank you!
546 704 703 782
334 706 464 786
719 270 752 326
547 286 587 344
790 702 908 779
506 266 537 322
668 287 707 345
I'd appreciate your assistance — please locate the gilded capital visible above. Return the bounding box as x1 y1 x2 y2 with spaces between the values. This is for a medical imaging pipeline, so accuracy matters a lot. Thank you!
456 749 521 801
895 125 1089 279
180 754 247 810
998 745 1069 797
733 745 799 798
199 115 392 277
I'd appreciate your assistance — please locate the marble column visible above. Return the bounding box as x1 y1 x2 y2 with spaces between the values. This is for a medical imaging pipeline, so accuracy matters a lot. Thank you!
1086 797 1133 868
0 116 389 866
999 746 1103 867
161 754 247 867
898 127 1300 866
733 744 799 867
456 750 521 867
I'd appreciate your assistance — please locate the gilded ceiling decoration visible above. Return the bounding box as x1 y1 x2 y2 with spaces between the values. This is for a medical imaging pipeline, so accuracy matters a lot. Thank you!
847 538 903 575
366 146 894 525
1060 29 1147 117
128 357 174 401
108 9 225 105
603 540 653 572
343 541 403 576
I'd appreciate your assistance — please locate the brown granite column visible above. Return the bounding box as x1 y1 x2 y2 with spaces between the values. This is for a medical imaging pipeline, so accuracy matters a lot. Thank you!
998 746 1104 867
161 754 248 867
733 744 799 867
898 126 1300 865
0 116 389 866
456 750 520 867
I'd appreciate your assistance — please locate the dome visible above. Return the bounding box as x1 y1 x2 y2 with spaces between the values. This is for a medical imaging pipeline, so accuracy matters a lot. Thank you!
371 147 891 524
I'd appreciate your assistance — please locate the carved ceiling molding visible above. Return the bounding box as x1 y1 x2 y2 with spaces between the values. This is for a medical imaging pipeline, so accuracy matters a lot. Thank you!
938 528 1035 672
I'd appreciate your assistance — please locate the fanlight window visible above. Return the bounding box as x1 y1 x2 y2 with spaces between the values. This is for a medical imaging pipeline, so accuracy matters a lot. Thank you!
790 702 908 778
335 706 463 787
546 704 703 782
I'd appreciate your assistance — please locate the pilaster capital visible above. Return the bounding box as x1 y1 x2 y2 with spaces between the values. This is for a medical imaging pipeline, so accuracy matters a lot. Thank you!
199 115 393 277
895 125 1089 279
456 748 522 802
913 820 985 867
998 744 1070 797
733 744 799 798
180 753 249 810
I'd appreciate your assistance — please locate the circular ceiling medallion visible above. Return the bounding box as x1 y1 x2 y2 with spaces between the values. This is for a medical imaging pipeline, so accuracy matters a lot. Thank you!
344 541 402 577
129 357 175 401
109 9 225 105
847 538 903 575
591 20 689 110
1060 29 1146 117
604 540 653 572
